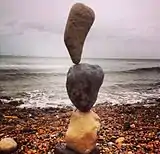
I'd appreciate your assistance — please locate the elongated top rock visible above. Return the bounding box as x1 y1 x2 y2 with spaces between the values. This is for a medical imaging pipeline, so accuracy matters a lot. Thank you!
64 3 95 64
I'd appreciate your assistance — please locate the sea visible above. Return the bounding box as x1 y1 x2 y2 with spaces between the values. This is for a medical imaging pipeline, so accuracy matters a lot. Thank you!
0 55 160 108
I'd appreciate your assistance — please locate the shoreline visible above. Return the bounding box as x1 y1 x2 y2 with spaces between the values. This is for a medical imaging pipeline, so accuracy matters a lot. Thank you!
0 99 160 153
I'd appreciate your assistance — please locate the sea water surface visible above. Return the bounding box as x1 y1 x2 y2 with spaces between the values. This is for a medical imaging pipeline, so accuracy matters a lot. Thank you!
0 56 160 108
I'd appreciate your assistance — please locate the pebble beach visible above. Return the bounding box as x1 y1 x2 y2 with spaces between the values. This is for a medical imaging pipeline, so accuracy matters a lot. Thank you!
0 98 160 154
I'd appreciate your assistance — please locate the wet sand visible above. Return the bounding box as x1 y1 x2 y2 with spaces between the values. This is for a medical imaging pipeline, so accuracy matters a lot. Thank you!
0 100 160 154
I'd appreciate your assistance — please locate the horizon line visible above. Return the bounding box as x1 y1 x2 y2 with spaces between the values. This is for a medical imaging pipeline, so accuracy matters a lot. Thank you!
1 54 160 60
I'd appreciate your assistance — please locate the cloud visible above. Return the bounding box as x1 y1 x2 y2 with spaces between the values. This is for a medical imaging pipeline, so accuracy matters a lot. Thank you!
0 21 63 37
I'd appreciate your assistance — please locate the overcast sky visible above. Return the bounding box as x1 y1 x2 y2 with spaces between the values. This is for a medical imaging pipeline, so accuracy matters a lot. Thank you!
0 0 159 58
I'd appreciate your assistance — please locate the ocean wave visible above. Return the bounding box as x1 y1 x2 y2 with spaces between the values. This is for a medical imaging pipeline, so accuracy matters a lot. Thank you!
102 67 160 74
124 67 160 73
114 81 160 89
0 69 66 76
0 64 69 69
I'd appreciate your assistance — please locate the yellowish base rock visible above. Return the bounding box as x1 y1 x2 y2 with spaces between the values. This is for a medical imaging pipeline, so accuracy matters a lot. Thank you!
65 110 100 154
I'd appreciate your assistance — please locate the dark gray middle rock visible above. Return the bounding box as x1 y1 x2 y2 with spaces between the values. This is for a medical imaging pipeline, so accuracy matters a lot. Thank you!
66 63 104 112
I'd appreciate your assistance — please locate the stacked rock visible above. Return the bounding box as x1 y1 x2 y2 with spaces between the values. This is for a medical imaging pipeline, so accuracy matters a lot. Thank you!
55 3 104 154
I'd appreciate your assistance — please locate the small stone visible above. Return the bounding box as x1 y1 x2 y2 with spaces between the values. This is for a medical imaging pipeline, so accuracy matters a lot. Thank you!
21 127 37 134
115 137 125 144
64 3 95 64
66 63 104 112
0 133 4 138
128 151 133 154
136 145 141 148
130 124 135 128
0 96 11 100
0 112 4 120
108 117 113 121
157 132 160 138
156 98 160 102
55 144 76 154
110 136 117 142
121 143 128 148
39 128 44 134
123 122 130 131
55 144 99 154
0 138 17 153
65 110 100 154
4 115 18 119
28 113 33 118
8 100 24 106
107 142 114 147
116 139 125 149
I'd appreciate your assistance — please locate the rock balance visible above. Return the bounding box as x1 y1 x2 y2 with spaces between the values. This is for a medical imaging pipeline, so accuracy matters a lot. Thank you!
55 3 104 154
